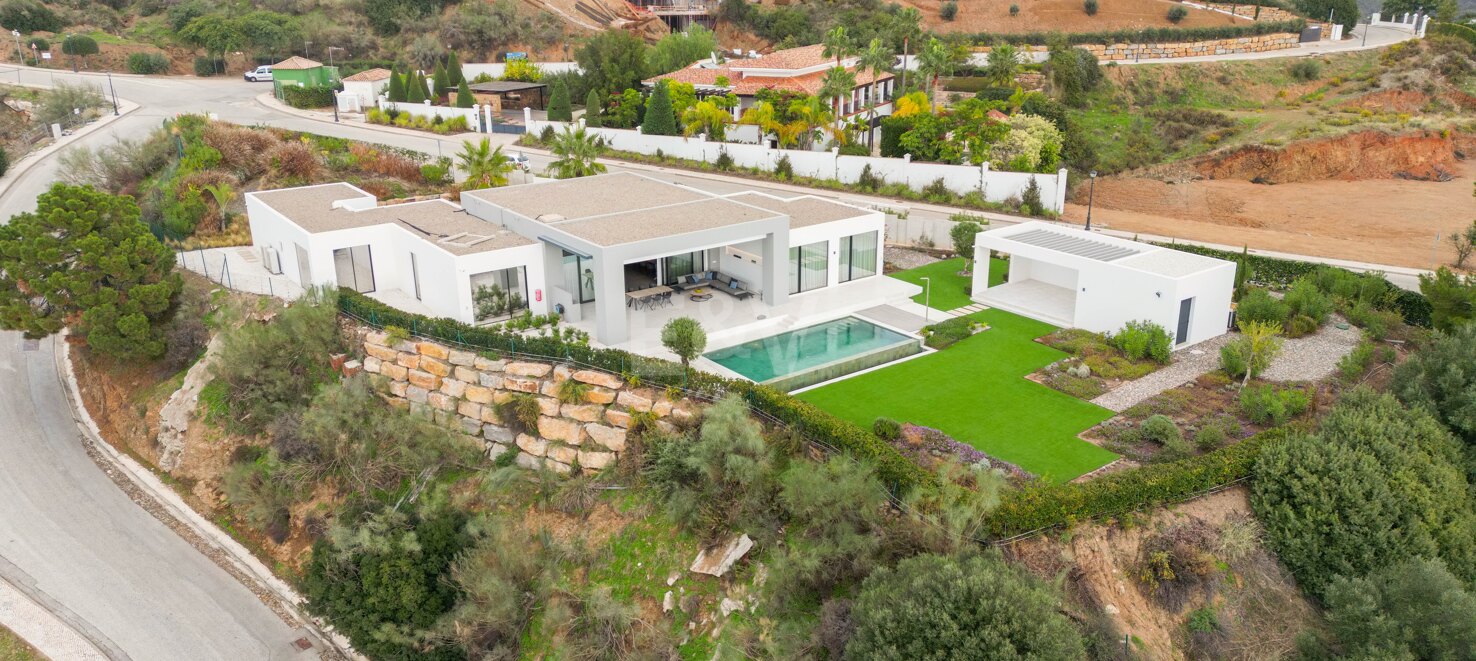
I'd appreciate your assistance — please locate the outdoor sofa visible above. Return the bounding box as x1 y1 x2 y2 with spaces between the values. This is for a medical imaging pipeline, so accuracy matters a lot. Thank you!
672 271 756 300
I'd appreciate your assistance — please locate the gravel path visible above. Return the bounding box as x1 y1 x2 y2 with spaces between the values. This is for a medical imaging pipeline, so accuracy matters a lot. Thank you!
885 246 941 270
1261 317 1362 382
1092 334 1234 413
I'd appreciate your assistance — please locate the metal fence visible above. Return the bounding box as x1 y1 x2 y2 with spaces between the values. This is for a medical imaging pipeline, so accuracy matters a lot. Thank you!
175 247 305 300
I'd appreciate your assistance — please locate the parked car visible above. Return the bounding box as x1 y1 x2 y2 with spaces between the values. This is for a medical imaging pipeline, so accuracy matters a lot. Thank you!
243 65 273 82
511 152 531 172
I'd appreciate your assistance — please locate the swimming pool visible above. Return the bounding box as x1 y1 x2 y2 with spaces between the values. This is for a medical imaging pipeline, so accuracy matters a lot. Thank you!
704 316 922 392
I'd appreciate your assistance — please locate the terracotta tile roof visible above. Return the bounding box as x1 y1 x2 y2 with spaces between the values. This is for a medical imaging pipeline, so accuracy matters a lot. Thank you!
272 56 324 70
650 66 726 87
342 68 391 82
648 63 892 98
730 44 829 70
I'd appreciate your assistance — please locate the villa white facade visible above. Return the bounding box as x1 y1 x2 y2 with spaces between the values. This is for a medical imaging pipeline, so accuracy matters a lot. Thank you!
972 222 1235 349
245 173 903 348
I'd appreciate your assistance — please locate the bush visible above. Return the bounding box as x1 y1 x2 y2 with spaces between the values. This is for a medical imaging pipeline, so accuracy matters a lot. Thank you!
1235 288 1289 326
1141 415 1182 444
127 52 170 75
193 56 224 77
1392 322 1476 447
1283 277 1332 325
1289 58 1322 82
61 35 99 60
646 395 776 540
1109 320 1172 364
1317 557 1476 659
283 84 336 109
211 290 341 435
960 19 1307 46
1251 389 1476 597
1010 3 1020 15
1083 0 1099 14
1193 424 1226 451
847 553 1085 658
873 417 902 441
940 0 958 20
0 147 7 177
774 154 793 180
922 316 979 349
714 150 734 171
1167 5 1188 23
769 457 889 604
1021 176 1044 215
0 0 62 33
1238 384 1309 426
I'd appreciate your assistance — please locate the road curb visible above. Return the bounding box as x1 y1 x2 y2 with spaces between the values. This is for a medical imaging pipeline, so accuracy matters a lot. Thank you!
50 331 359 660
0 97 139 205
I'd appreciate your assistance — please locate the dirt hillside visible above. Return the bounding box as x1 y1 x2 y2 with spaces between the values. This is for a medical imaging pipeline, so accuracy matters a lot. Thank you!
902 0 1247 34
1193 130 1465 184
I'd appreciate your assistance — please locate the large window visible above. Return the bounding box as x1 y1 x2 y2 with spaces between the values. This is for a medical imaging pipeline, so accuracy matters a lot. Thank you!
332 245 375 293
562 251 596 304
662 251 705 285
839 231 878 283
471 266 528 322
788 241 828 294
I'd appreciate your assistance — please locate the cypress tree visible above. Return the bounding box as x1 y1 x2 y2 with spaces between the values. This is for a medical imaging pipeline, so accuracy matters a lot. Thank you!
445 51 463 86
641 81 676 136
584 89 603 127
387 68 405 102
547 80 573 122
433 63 451 101
455 79 475 108
406 71 427 103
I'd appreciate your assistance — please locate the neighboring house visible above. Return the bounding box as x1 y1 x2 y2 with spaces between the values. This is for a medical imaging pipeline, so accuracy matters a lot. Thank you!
645 44 896 123
468 81 548 112
340 68 392 109
246 173 893 347
972 222 1235 349
271 56 340 100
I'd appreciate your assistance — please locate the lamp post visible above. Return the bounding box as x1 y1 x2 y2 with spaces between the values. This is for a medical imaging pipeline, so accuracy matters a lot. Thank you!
332 89 339 122
1085 170 1097 231
920 276 931 323
11 30 20 66
105 71 118 115
1362 14 1369 46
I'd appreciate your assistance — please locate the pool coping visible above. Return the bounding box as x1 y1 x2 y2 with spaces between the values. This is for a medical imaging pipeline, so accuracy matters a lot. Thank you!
697 315 928 392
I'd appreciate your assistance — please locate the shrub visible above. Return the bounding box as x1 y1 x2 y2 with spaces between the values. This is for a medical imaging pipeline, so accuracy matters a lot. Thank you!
1083 0 1099 14
0 0 62 33
1109 320 1172 364
940 0 958 20
1235 288 1289 326
283 84 336 109
0 147 7 177
193 56 224 77
1316 557 1476 659
921 177 950 202
1140 415 1182 445
645 395 776 540
211 290 341 435
660 316 706 367
774 154 794 180
547 79 573 122
873 417 902 441
1010 3 1020 15
61 35 99 61
714 150 734 170
1021 176 1044 215
1238 384 1309 426
497 393 542 435
846 553 1085 658
922 316 978 349
1283 277 1332 325
1392 322 1476 446
857 163 882 190
1289 58 1322 82
1193 424 1226 451
1167 5 1188 23
1252 389 1476 597
127 52 170 75
769 457 889 604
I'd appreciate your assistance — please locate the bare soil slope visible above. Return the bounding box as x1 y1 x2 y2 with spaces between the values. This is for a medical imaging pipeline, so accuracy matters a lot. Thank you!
905 0 1247 34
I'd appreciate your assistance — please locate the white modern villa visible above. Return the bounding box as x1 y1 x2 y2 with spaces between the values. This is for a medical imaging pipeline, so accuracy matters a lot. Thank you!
972 222 1235 349
245 173 912 354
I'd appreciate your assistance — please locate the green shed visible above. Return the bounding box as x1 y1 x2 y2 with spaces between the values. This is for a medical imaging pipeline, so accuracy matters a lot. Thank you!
271 56 340 100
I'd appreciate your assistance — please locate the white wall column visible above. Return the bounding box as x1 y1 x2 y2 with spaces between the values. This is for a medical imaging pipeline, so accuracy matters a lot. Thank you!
592 255 629 345
761 232 789 306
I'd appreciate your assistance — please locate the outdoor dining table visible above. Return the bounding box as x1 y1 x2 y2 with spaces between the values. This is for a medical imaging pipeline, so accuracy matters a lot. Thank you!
625 285 673 307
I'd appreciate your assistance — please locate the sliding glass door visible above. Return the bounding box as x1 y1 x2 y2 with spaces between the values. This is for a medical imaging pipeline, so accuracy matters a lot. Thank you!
562 251 596 304
662 251 705 285
788 241 828 294
839 231 878 283
332 245 375 293
470 266 528 322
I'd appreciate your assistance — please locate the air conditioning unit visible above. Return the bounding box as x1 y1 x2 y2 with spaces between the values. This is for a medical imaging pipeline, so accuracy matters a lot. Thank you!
261 246 283 274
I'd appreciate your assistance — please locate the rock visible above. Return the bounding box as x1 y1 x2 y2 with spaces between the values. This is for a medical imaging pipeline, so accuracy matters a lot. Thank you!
457 401 483 420
364 343 398 362
537 397 561 417
573 370 624 389
473 356 506 371
578 450 616 470
662 591 676 613
666 571 681 586
544 459 572 475
342 360 362 377
440 378 467 398
690 534 754 577
408 369 441 391
453 366 479 382
539 380 561 398
552 364 573 383
480 406 504 425
389 381 408 398
515 452 543 470
417 341 450 360
516 434 548 457
652 399 674 417
448 349 476 366
363 356 382 374
460 416 482 435
538 416 580 443
427 391 457 411
487 442 512 460
478 373 504 389
583 423 627 452
546 444 578 465
406 385 430 404
719 598 744 618
464 385 494 404
365 331 391 346
562 403 603 422
604 409 632 428
395 351 420 370
585 386 617 405
483 424 515 444
617 390 653 412
381 362 409 381
420 357 452 378
503 377 540 393
506 361 552 378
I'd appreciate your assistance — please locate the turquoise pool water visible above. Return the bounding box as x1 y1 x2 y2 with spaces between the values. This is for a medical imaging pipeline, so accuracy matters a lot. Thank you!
704 316 916 386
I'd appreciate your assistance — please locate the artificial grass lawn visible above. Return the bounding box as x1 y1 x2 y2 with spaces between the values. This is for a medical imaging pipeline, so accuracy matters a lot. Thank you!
798 308 1117 482
888 257 1006 312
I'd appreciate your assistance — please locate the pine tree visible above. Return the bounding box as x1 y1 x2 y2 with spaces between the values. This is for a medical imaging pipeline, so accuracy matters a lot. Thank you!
433 63 451 101
386 68 403 102
584 89 603 128
455 79 475 108
406 71 427 104
642 81 677 136
547 80 573 122
445 51 463 86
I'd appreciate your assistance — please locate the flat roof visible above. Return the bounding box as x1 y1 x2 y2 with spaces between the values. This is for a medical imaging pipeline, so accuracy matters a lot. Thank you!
983 221 1232 278
1116 248 1231 277
1005 227 1146 262
555 198 781 246
468 81 547 93
724 192 869 228
464 172 712 222
249 185 534 256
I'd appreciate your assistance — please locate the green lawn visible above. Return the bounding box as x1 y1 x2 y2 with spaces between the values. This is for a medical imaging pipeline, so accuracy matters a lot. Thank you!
798 309 1117 482
888 257 1005 312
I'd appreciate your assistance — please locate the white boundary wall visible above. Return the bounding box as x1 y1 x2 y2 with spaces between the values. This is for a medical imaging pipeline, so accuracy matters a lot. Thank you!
526 115 1068 213
1371 12 1430 36
380 99 484 129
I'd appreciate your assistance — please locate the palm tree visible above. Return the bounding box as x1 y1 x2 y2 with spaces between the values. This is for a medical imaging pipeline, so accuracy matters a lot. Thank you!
818 67 858 143
983 43 1020 88
201 182 236 232
916 37 957 112
788 95 842 148
456 138 514 189
547 127 608 179
891 90 930 118
892 7 923 93
858 38 894 152
682 99 733 140
820 26 855 131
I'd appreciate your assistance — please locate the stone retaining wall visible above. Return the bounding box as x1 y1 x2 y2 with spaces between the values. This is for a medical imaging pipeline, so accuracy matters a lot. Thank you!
355 328 699 474
1080 33 1300 60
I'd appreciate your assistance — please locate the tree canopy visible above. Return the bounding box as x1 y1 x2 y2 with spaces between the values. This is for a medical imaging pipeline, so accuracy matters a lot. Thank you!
575 30 649 97
0 184 181 359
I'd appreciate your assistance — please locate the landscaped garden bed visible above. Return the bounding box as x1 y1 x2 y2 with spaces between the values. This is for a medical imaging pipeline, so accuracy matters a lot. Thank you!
1033 325 1169 400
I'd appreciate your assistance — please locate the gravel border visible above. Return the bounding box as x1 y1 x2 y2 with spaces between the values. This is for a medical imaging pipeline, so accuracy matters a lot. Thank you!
1091 334 1234 413
1261 316 1362 382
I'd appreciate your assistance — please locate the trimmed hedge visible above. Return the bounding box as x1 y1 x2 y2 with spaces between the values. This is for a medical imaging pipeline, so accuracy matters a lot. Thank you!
985 429 1286 538
964 19 1306 45
338 290 934 491
1159 242 1432 327
1431 22 1476 47
126 52 170 75
283 84 337 109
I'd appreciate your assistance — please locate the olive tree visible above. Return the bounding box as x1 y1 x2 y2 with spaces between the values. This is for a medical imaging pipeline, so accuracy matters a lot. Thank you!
660 316 706 367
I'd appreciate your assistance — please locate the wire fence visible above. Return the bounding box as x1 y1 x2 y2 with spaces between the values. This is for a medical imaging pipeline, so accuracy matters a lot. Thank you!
175 247 305 300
